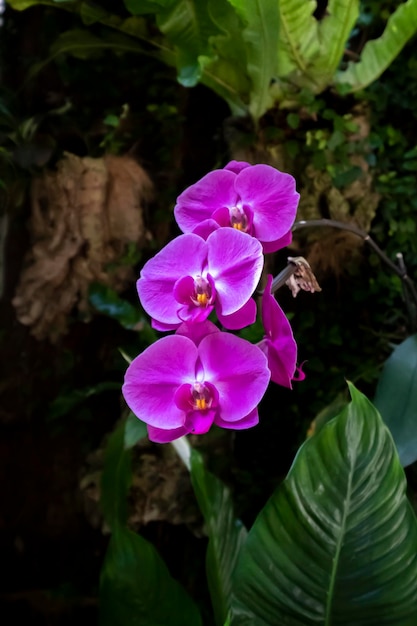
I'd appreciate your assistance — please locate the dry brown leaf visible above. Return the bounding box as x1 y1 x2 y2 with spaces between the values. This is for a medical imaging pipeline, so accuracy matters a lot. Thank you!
13 152 153 341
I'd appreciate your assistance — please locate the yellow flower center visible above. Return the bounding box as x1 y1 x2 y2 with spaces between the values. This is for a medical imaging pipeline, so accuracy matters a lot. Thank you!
195 397 207 410
196 292 209 305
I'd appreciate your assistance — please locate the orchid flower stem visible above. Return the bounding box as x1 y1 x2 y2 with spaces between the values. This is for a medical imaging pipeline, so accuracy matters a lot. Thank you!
256 264 297 296
293 219 417 327
271 264 298 293
170 436 191 471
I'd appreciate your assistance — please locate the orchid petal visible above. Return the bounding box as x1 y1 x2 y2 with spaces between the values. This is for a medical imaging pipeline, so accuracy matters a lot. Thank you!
262 229 293 254
122 335 197 429
174 383 193 411
234 164 299 243
174 170 238 233
217 297 256 330
177 303 214 324
224 160 251 174
192 218 221 240
138 234 207 326
176 320 220 346
199 332 270 422
215 407 259 430
151 318 179 332
207 229 263 316
184 409 216 434
211 206 232 227
261 275 297 387
147 424 189 443
173 275 195 304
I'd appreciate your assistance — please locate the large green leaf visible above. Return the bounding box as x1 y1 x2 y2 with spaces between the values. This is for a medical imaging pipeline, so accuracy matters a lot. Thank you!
156 0 220 87
89 283 157 340
7 0 56 8
99 421 202 626
275 0 319 82
100 525 202 626
227 0 279 121
190 449 247 626
124 412 147 449
335 0 417 91
231 384 417 625
200 0 250 115
101 420 132 529
374 334 417 467
124 0 176 15
312 0 359 89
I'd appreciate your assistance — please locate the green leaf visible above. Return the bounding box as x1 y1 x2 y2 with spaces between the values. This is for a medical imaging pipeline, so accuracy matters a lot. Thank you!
374 334 417 467
7 0 57 9
231 383 417 625
200 0 250 115
100 526 203 626
227 0 279 121
50 28 109 59
47 381 121 420
335 0 417 91
190 449 247 626
101 420 132 529
156 0 220 87
79 1 108 24
124 0 175 15
89 283 156 337
275 0 319 82
312 0 359 88
124 412 147 449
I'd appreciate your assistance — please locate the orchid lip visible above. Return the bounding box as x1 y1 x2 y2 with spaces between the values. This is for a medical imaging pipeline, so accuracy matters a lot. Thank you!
228 204 254 235
174 380 219 414
191 382 213 411
191 275 214 308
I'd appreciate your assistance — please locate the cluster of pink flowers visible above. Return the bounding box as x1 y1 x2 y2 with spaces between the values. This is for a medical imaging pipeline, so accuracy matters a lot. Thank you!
122 161 302 443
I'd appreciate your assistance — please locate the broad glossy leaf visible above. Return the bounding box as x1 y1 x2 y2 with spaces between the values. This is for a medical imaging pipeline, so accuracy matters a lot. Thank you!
100 526 202 626
101 420 132 529
374 334 417 467
231 384 417 625
190 449 247 626
335 0 417 91
227 0 279 120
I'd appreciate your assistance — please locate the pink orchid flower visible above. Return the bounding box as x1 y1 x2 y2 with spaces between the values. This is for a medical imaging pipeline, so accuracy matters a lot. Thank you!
122 321 271 443
137 228 263 331
174 161 299 253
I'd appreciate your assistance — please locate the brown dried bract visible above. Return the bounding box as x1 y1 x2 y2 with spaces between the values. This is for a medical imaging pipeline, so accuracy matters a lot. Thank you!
12 152 153 342
286 256 322 297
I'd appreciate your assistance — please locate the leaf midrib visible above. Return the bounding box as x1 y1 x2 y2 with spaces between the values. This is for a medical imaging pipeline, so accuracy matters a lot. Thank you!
279 3 308 73
324 452 356 625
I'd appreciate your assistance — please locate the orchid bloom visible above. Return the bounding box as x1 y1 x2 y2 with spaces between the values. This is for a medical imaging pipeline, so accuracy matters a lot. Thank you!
174 161 299 253
259 275 304 388
137 228 263 331
122 321 271 443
